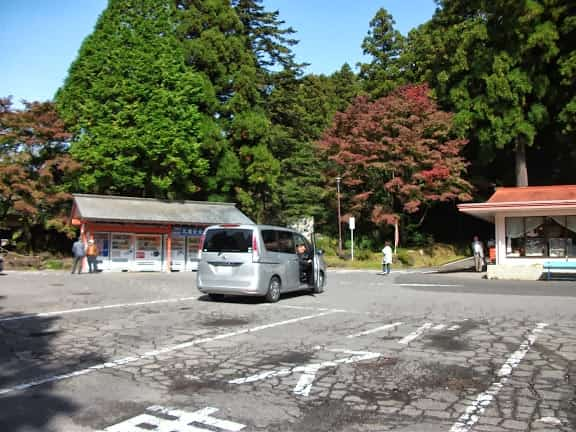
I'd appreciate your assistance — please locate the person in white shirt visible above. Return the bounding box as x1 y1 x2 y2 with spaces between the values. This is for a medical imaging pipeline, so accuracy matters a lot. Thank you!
472 235 484 272
382 241 393 275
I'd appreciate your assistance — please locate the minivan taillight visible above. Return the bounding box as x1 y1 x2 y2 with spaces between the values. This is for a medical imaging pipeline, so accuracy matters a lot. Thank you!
198 232 205 259
252 233 259 262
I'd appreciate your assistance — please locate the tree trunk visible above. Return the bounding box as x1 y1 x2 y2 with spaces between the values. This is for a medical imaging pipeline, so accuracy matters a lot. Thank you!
515 137 529 187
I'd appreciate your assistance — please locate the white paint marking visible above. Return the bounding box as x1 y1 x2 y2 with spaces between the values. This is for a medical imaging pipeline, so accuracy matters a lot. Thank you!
398 283 461 287
0 309 341 396
449 323 548 432
537 417 563 426
433 324 446 331
275 305 334 312
398 322 433 345
346 322 403 338
229 348 381 397
104 405 245 431
447 325 461 331
0 297 198 323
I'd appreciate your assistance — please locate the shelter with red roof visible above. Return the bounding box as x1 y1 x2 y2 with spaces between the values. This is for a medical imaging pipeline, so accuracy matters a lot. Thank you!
458 185 576 279
70 194 253 272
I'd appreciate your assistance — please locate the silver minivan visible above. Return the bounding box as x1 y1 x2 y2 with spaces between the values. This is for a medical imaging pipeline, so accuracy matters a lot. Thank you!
196 224 326 302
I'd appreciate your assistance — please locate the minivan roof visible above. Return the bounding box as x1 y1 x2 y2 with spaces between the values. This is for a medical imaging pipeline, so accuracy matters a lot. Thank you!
207 224 297 232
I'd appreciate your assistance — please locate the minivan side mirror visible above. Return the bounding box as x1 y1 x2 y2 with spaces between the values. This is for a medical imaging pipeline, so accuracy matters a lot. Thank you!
316 249 324 255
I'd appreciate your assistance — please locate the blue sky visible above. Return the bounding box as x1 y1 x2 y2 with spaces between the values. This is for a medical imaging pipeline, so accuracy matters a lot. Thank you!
0 0 437 105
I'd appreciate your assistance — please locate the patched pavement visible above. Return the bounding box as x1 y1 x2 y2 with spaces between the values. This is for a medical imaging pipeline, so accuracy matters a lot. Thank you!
0 270 575 431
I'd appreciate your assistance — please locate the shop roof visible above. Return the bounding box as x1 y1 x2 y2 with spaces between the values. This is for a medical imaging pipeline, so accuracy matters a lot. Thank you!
487 185 576 203
458 185 576 223
71 194 254 225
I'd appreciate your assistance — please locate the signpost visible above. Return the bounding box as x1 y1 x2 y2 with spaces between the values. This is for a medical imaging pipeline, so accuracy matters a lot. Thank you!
349 217 355 261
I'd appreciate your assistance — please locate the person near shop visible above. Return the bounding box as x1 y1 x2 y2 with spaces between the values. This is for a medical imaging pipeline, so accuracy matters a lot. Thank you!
86 239 100 273
71 237 86 274
472 235 485 272
381 241 393 275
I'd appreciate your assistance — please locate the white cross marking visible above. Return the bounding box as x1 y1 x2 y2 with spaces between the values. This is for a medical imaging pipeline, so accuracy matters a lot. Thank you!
398 322 433 344
346 321 403 338
103 405 245 432
229 348 381 397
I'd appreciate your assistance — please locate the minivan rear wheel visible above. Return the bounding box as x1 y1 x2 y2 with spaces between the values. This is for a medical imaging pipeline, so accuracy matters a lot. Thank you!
265 276 281 303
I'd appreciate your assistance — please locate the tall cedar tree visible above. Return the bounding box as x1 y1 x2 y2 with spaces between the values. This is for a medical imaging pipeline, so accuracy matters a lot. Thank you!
0 98 80 252
232 0 301 74
267 64 362 225
403 0 576 186
318 84 472 232
176 0 301 222
56 0 212 199
358 8 406 98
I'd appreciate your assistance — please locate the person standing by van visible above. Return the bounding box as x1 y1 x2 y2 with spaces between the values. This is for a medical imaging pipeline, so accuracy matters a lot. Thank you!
71 237 85 274
296 242 312 284
382 241 393 275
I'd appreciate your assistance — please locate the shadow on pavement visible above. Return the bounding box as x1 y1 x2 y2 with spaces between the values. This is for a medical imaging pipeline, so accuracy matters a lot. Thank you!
0 299 106 432
197 290 317 305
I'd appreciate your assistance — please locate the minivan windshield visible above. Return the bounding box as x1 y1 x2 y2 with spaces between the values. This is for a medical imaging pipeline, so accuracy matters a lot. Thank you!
203 229 253 253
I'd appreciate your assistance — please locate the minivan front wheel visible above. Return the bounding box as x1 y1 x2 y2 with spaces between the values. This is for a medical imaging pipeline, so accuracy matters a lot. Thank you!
265 276 281 303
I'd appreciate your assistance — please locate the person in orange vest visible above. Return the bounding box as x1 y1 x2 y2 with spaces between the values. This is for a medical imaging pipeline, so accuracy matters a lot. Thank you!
86 239 100 273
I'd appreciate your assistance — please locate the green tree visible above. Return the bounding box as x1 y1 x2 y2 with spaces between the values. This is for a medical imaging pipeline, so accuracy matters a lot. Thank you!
176 0 284 221
56 0 212 199
358 8 405 98
404 0 576 186
266 65 362 225
232 0 302 74
0 98 80 252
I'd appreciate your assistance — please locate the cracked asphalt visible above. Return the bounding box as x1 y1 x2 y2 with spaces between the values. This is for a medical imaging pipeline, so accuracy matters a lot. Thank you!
0 270 575 432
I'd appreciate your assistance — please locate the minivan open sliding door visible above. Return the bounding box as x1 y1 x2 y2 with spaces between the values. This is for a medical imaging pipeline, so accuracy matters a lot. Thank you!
294 233 315 288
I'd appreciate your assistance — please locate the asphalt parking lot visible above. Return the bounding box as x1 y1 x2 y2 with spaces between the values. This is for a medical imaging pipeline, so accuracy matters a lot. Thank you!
0 269 575 431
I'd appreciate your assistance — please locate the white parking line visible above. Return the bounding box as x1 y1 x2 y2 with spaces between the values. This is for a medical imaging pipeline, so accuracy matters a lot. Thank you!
0 297 198 323
398 322 433 345
398 283 461 287
346 322 403 338
449 323 548 432
0 309 342 396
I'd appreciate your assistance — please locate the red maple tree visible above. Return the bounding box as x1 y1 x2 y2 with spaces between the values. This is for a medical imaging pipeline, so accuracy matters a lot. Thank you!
0 98 80 251
318 84 472 229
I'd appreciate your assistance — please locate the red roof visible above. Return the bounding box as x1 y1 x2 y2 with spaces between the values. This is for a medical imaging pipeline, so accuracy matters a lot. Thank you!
487 185 576 203
458 185 576 222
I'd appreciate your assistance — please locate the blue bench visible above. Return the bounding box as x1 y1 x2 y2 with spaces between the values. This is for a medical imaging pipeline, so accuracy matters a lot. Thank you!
543 261 576 280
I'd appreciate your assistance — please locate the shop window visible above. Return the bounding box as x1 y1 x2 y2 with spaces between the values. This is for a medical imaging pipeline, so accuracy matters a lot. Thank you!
505 216 576 258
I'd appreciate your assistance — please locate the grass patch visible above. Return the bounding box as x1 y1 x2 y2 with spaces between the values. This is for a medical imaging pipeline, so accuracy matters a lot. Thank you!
323 243 466 270
43 259 65 270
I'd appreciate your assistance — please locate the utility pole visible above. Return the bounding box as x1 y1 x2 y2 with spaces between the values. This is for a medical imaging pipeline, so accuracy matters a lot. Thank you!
336 176 342 255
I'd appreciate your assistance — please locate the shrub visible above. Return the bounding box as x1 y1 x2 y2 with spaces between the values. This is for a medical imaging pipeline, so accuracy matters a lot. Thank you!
395 249 415 266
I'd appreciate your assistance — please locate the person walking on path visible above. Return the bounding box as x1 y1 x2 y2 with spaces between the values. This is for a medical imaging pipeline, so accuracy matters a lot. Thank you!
382 241 393 275
472 235 485 272
71 237 85 274
86 239 100 273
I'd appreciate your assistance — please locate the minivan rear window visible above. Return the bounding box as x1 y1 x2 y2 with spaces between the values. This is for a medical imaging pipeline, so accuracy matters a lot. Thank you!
203 229 253 252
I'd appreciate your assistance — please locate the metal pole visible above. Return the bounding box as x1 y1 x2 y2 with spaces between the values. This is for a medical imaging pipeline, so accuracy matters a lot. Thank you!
336 176 342 255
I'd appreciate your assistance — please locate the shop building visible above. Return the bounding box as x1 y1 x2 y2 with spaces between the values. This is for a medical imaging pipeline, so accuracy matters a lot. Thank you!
458 185 576 279
70 194 253 272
